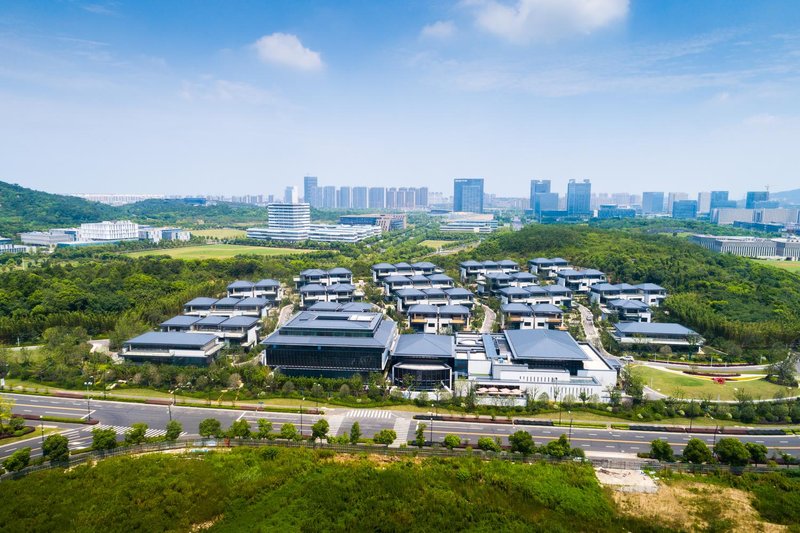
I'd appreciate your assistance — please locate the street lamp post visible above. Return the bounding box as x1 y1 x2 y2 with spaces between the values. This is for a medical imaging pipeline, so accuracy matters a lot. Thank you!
40 420 45 455
300 397 305 438
568 411 573 445
428 411 433 446
84 378 93 421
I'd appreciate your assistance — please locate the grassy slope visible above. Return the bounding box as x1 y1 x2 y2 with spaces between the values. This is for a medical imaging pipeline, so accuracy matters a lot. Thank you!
0 448 659 533
755 259 800 274
633 365 792 400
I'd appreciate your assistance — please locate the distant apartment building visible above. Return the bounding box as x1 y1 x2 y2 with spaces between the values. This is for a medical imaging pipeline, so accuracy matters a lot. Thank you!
352 186 368 209
641 192 665 214
368 187 385 209
666 192 688 214
338 186 351 209
671 200 698 219
566 179 591 216
322 185 337 209
79 220 139 241
453 178 484 213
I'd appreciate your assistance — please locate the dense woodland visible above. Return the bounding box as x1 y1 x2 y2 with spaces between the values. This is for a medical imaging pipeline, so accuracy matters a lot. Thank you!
444 225 800 353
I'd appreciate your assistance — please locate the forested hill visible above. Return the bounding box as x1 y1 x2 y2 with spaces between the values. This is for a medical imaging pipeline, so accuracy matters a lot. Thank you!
0 181 117 237
0 181 269 236
464 225 800 350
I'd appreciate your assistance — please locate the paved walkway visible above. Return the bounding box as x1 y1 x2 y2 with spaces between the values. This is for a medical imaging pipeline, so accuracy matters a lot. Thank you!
480 303 496 333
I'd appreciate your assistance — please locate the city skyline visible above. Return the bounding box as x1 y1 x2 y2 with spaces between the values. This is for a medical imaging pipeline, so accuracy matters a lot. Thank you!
1 1 799 196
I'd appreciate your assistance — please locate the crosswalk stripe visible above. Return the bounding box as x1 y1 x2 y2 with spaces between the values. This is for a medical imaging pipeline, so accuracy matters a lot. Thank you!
345 409 394 419
82 424 186 438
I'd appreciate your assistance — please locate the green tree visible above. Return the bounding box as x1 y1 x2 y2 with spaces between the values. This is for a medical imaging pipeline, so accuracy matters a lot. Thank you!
257 419 273 439
414 423 426 448
349 422 361 444
124 423 148 446
544 435 572 459
2 447 30 472
42 434 70 463
280 422 299 441
714 438 750 466
683 438 713 464
91 428 117 450
508 431 535 455
443 434 461 450
0 397 13 431
373 429 397 445
164 420 182 442
745 442 768 466
477 436 502 452
311 419 329 441
198 418 223 438
649 439 675 462
228 419 251 439
767 353 799 386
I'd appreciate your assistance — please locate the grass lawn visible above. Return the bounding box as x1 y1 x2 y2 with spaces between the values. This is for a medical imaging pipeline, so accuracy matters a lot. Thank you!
419 239 458 249
125 244 313 260
193 228 247 239
633 365 794 400
754 259 800 274
0 426 61 448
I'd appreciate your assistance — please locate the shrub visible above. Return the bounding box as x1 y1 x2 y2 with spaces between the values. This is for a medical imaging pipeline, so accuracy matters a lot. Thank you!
2 447 31 472
683 438 712 464
91 428 117 451
165 420 182 442
280 423 299 441
199 418 223 438
349 422 361 444
477 436 501 452
508 431 535 455
649 439 674 462
715 438 750 466
42 434 70 463
443 434 461 450
257 419 273 439
373 429 397 445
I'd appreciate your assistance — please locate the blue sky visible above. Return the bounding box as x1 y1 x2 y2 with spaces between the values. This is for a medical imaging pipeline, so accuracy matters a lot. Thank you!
1 0 799 198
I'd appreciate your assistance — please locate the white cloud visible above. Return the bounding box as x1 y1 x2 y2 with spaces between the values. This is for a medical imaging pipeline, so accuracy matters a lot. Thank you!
467 0 629 44
421 20 457 40
253 33 323 71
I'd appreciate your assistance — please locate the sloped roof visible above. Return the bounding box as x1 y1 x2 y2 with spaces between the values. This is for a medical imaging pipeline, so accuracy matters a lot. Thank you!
393 334 454 358
504 329 588 361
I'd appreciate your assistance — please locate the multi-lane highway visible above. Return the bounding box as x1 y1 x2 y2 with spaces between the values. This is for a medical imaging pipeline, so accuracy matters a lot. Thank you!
2 392 799 462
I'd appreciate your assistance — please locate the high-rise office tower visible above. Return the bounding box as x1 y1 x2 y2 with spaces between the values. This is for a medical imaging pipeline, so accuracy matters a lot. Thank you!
352 187 368 209
417 187 429 208
303 176 318 207
642 192 665 214
709 190 736 210
284 186 299 204
667 192 688 214
322 186 337 209
566 179 591 216
529 179 551 213
745 191 769 209
338 186 351 209
368 187 385 209
672 200 698 219
453 178 484 213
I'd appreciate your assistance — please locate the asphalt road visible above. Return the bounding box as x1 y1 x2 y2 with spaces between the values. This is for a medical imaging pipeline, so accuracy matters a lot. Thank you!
3 392 799 462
